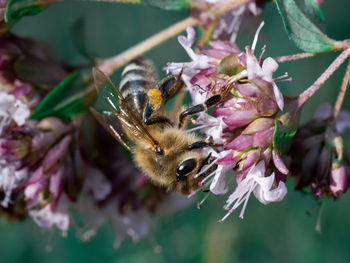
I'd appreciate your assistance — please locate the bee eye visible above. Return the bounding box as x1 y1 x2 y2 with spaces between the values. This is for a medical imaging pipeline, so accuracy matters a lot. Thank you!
176 158 197 181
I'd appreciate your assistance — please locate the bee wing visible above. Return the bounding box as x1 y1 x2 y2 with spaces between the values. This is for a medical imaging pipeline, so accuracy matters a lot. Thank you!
90 107 133 152
92 68 162 153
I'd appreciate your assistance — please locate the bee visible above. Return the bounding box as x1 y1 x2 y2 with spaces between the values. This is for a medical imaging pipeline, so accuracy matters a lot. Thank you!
91 58 222 194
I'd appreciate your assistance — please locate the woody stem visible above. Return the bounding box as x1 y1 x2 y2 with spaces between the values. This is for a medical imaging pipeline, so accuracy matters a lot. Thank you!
297 49 350 107
97 16 198 76
97 0 252 75
333 58 350 118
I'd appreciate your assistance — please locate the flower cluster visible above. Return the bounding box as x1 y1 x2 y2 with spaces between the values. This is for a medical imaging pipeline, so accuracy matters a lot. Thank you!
290 103 350 198
165 24 289 219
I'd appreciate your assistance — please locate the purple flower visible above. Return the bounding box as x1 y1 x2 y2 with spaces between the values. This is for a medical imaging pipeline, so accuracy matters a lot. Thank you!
290 103 350 198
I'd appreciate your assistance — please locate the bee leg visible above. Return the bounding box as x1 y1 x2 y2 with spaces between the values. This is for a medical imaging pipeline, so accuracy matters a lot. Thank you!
143 70 185 124
178 94 221 128
159 68 185 100
188 137 214 150
144 116 173 126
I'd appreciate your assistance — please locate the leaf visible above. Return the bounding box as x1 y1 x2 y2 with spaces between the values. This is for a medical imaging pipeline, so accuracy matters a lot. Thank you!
5 0 50 23
141 0 189 10
275 0 336 52
273 100 301 154
297 0 324 25
70 18 95 63
30 71 96 120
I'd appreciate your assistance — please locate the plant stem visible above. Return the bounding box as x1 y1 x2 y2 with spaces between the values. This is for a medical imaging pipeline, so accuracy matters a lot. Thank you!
97 17 198 75
212 0 251 16
276 39 350 63
297 49 350 107
98 0 252 75
197 19 218 48
333 58 350 118
276 52 318 63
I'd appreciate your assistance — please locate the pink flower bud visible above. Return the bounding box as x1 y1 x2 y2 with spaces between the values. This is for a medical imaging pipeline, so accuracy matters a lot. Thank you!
330 166 348 197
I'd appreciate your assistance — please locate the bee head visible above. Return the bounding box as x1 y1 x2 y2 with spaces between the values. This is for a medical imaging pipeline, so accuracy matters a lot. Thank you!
174 153 217 194
176 158 197 182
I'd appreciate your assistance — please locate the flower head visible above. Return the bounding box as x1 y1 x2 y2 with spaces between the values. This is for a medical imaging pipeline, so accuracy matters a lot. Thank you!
166 22 288 219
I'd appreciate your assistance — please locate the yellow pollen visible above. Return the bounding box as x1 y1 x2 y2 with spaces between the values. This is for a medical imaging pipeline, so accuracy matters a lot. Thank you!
148 89 162 107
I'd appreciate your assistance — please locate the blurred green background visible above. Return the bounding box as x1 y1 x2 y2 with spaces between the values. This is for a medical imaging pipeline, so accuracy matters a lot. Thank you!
2 1 350 262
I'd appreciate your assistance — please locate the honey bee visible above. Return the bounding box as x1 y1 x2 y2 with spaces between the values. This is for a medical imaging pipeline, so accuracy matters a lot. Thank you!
91 58 222 194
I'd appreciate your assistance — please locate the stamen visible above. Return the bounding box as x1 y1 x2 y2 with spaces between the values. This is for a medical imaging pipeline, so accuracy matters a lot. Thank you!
274 72 291 81
194 155 218 178
200 170 216 184
275 77 293 83
219 208 235 222
258 45 266 64
238 182 256 219
186 124 211 133
197 192 210 209
251 21 265 53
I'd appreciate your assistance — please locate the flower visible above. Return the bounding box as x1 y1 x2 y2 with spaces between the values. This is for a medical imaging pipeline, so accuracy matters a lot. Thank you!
29 194 70 231
290 103 350 198
0 89 30 135
220 161 287 220
211 1 262 42
166 22 288 219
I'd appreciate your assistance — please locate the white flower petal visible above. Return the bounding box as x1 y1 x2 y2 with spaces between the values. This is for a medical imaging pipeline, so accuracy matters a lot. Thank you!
272 82 284 110
210 165 229 195
178 27 197 61
0 90 30 133
261 57 278 80
253 172 287 205
30 194 70 231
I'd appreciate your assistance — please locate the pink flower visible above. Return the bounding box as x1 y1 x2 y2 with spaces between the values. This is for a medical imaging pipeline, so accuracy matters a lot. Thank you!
165 21 288 219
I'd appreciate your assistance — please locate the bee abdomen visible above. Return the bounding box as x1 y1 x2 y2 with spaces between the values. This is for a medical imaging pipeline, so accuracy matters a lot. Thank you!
120 59 157 115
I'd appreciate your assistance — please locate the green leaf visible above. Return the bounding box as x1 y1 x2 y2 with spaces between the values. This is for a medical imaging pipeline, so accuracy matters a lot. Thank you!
30 71 96 120
70 19 95 63
5 0 50 23
141 0 189 10
275 0 336 52
273 100 301 154
294 0 325 25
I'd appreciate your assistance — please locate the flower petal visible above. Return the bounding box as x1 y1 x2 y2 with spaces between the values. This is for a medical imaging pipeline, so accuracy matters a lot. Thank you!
272 149 289 175
210 165 229 195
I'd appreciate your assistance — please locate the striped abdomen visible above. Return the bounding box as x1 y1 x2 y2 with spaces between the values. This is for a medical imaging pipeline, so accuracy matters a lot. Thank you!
119 58 157 118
